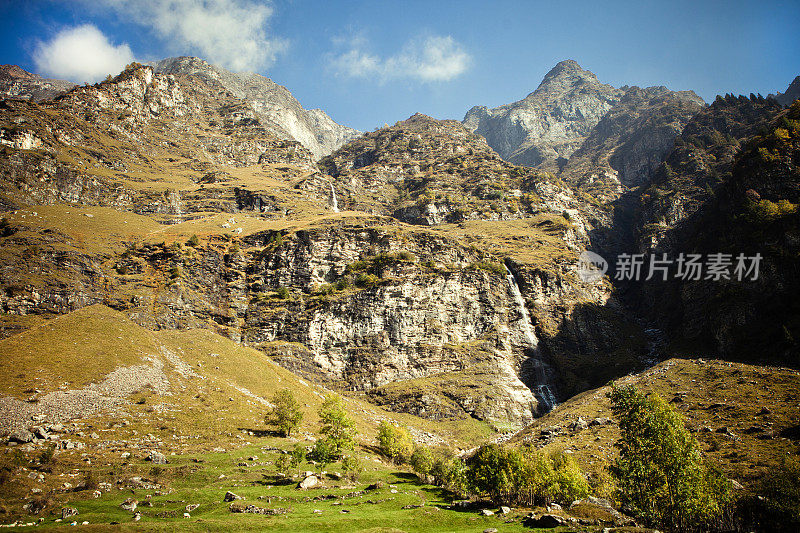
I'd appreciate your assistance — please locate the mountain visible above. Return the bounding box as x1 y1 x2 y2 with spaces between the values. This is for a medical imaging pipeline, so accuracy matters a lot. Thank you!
152 56 360 159
0 64 75 102
1 55 799 530
464 60 625 170
769 75 800 107
0 64 647 431
463 60 705 201
631 99 799 363
561 85 705 199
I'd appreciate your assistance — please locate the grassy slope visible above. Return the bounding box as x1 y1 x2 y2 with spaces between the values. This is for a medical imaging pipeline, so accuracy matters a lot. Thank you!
0 305 505 530
512 358 800 491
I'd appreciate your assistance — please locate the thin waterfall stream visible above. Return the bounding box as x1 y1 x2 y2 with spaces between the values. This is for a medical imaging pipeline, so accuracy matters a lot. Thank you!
505 265 557 410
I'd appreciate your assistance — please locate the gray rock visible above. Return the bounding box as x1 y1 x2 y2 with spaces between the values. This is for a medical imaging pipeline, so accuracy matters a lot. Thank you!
297 475 320 490
499 505 511 514
9 429 35 443
223 491 242 502
571 417 588 431
480 509 494 516
120 498 138 512
146 451 168 464
61 507 78 519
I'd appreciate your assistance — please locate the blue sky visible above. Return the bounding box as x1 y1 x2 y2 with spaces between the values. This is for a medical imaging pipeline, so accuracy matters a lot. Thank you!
1 0 798 131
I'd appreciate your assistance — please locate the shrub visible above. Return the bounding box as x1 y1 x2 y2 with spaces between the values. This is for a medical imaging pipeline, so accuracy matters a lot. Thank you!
410 445 435 481
376 421 414 464
341 455 364 482
273 286 290 299
354 272 380 288
289 444 306 471
309 439 337 468
186 234 200 247
265 389 304 437
38 444 57 466
608 383 730 530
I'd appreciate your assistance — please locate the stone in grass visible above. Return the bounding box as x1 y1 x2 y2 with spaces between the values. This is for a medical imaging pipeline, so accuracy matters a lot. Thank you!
186 504 200 512
146 451 168 464
484 529 498 533
297 475 320 490
120 498 138 512
224 491 242 502
499 505 511 515
365 481 385 491
61 508 78 519
522 513 567 528
480 509 494 516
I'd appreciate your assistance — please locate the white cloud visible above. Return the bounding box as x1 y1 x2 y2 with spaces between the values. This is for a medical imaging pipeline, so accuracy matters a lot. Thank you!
33 24 134 83
330 35 471 83
91 0 287 71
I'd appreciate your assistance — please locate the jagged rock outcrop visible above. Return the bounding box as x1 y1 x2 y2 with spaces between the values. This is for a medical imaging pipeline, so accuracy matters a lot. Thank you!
463 60 706 202
769 75 800 107
561 86 704 199
152 57 360 158
0 65 75 102
635 94 783 251
463 60 625 170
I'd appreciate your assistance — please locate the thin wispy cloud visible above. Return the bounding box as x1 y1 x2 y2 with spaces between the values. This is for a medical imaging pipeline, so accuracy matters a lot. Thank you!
33 24 134 82
88 0 287 72
330 35 472 83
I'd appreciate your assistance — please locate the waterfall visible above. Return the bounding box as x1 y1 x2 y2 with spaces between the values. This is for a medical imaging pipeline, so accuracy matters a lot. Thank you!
329 182 339 213
505 265 558 411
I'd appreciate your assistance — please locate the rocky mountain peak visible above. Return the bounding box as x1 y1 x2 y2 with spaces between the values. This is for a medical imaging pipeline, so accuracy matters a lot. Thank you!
770 75 800 107
152 56 359 159
536 59 597 89
0 65 75 102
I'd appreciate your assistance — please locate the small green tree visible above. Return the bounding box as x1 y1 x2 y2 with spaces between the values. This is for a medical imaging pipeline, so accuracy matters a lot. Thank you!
289 444 306 473
609 383 730 530
186 234 200 247
318 394 357 458
410 445 435 481
265 389 303 437
377 421 414 464
341 455 364 482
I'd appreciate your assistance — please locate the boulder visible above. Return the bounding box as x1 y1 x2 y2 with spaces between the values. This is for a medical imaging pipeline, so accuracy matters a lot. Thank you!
61 508 78 519
9 429 35 444
480 509 494 516
223 491 242 502
571 417 588 431
120 498 138 512
522 513 567 528
499 505 511 515
146 451 168 464
297 475 320 490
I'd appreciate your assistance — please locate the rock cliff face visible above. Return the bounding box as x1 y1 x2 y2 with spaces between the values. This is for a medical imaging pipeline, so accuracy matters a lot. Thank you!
562 86 705 199
152 57 360 158
0 65 75 102
627 100 800 364
0 63 650 429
